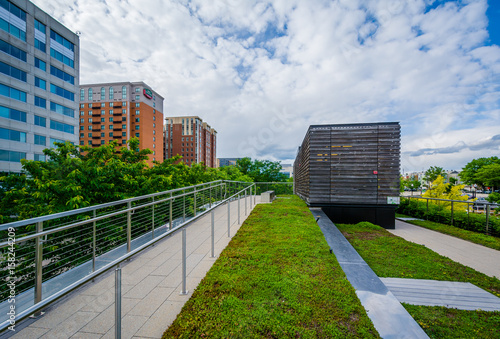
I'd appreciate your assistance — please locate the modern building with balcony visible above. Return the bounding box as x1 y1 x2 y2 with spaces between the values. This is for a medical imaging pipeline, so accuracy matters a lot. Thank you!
0 0 80 173
164 116 217 167
79 82 164 166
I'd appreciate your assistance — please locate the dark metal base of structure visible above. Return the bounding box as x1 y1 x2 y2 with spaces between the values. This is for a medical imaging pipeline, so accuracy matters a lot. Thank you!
320 204 396 229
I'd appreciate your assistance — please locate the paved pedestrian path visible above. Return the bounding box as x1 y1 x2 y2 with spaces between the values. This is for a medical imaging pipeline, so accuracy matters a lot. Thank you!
381 278 500 311
310 208 429 339
390 220 500 279
9 196 259 339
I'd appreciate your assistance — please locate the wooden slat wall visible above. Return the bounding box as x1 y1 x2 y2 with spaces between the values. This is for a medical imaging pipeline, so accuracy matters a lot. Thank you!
294 122 400 205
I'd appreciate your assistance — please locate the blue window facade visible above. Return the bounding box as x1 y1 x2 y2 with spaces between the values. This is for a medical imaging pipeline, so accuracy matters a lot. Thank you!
0 83 26 101
34 154 45 161
0 105 26 122
50 30 74 68
34 134 46 145
0 60 26 82
34 57 46 71
0 39 26 61
0 127 26 142
35 77 46 90
50 83 74 101
34 19 46 52
50 101 74 117
34 115 46 127
50 65 74 84
0 0 26 41
34 96 46 108
0 149 25 162
50 120 74 134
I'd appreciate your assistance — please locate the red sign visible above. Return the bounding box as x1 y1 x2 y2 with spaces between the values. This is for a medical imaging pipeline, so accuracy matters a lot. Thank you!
143 88 152 99
373 171 378 174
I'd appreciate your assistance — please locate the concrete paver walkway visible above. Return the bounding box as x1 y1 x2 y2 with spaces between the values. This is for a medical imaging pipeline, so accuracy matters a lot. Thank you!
9 196 259 339
390 220 500 279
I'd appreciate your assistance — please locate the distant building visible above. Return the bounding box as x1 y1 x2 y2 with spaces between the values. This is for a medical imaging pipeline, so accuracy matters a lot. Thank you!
218 157 241 167
280 163 293 178
164 116 216 168
79 82 164 166
0 0 80 173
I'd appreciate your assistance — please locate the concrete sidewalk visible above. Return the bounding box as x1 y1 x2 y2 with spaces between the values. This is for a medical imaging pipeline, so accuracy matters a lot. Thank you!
389 220 500 279
10 196 259 339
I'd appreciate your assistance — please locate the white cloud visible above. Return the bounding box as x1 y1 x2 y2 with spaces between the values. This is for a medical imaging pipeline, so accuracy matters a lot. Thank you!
32 0 500 171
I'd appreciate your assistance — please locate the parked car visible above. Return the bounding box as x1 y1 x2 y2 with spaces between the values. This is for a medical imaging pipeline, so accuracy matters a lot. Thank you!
474 198 499 210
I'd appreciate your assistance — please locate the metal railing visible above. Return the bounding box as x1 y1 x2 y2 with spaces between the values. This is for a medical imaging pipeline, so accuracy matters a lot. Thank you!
254 182 294 195
0 180 257 333
403 196 498 235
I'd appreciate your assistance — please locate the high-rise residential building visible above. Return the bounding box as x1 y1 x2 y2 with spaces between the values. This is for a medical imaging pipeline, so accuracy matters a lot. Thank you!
164 116 217 167
0 0 80 173
218 158 241 167
79 82 164 166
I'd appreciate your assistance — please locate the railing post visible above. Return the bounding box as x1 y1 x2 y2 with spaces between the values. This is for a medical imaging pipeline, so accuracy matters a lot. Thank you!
194 188 197 217
209 183 212 208
211 210 215 258
180 228 188 295
115 267 122 339
34 221 43 311
93 210 96 272
245 188 248 216
451 201 454 226
426 199 429 219
152 196 155 239
486 204 490 235
169 192 173 230
238 193 241 225
127 201 132 253
254 185 256 205
183 190 186 222
227 200 231 237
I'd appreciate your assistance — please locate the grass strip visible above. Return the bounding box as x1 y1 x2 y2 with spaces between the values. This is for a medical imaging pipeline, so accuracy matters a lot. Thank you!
163 196 380 338
396 214 500 251
337 222 500 339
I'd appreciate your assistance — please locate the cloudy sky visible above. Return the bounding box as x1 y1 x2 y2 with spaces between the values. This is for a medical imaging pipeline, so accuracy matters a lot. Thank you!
33 0 499 172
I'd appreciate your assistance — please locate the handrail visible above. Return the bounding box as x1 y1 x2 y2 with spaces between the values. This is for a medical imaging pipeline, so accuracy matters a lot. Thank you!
0 181 255 333
0 180 225 231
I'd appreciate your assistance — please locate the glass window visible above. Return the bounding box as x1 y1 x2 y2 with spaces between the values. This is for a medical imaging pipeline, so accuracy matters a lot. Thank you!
34 19 46 34
88 111 92 116
50 102 74 117
35 77 46 90
0 105 26 122
50 120 74 134
34 134 46 145
122 117 126 121
34 154 46 161
101 132 104 137
109 125 113 130
101 140 104 145
109 110 113 114
0 150 26 162
100 87 105 100
88 88 93 101
50 83 74 101
135 133 139 137
88 118 92 123
50 65 74 85
80 126 84 130
153 116 155 121
88 133 92 137
122 139 126 144
121 132 126 137
34 38 46 52
0 1 26 41
0 127 26 142
34 58 46 71
80 118 84 123
135 95 140 100
0 39 27 62
135 110 140 115
122 124 126 129
34 115 45 127
109 87 114 100
50 30 74 67
101 102 105 107
135 103 140 107
122 86 126 99
101 125 104 130
135 87 140 93
135 118 139 122
109 102 113 107
109 117 113 122
0 61 26 82
88 125 92 130
34 96 46 108
109 132 113 137
135 125 139 130
80 89 84 101
122 101 126 106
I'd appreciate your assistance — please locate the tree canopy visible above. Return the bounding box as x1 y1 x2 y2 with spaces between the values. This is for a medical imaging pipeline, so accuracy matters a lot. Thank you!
423 166 445 184
0 139 252 223
459 156 500 188
235 157 288 182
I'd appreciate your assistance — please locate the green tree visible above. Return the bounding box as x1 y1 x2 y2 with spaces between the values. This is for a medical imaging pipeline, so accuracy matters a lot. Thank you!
235 157 287 182
475 163 500 191
459 157 500 188
424 166 445 184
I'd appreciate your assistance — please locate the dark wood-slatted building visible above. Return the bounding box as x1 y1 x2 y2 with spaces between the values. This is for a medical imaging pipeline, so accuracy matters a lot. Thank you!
294 122 400 228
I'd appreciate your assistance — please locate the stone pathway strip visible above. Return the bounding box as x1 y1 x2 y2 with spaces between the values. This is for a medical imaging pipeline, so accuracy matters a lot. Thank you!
389 220 500 279
310 208 429 339
381 278 500 311
6 196 258 339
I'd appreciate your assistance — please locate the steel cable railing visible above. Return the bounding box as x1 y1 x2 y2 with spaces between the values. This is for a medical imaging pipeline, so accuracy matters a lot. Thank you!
0 180 257 332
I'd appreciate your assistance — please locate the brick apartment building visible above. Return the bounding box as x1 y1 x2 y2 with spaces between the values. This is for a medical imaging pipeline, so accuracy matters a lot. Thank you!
164 116 216 167
79 82 164 166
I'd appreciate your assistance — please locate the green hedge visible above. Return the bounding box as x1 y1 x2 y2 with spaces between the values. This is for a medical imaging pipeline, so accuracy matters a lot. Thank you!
397 198 500 237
